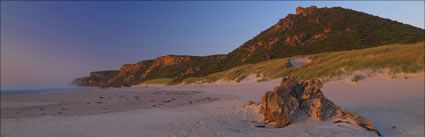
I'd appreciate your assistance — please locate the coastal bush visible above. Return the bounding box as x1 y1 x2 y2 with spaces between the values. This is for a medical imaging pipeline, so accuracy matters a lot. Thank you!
351 75 364 82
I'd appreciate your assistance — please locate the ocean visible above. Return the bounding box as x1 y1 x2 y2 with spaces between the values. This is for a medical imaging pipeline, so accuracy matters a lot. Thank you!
0 86 89 95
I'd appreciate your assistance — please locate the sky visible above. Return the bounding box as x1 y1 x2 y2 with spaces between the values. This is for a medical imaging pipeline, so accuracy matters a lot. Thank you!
1 1 424 88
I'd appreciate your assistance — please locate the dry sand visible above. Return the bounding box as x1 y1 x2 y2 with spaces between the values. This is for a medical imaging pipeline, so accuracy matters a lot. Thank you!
1 72 423 137
289 56 311 68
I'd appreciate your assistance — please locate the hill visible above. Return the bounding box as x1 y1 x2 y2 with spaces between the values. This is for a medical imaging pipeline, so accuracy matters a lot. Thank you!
219 6 424 70
72 6 425 87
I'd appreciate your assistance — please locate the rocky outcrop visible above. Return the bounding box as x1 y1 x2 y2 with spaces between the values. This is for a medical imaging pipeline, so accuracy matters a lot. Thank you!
152 56 193 67
105 60 153 87
72 70 120 87
73 55 225 87
286 32 311 47
106 55 195 87
296 6 318 16
256 76 381 136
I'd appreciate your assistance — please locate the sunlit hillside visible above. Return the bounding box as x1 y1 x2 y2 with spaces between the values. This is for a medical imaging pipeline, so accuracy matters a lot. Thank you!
174 42 424 84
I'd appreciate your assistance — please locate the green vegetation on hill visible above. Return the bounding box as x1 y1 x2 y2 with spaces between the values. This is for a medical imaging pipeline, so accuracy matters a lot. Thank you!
140 78 174 85
219 7 424 71
181 42 424 84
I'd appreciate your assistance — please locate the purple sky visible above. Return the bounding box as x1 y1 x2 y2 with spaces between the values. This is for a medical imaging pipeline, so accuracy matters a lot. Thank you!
1 1 424 88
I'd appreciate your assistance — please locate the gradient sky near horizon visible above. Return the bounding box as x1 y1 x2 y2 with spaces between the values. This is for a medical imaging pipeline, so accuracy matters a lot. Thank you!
1 1 424 88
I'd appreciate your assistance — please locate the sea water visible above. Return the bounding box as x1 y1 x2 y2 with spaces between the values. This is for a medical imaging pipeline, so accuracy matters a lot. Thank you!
0 86 89 95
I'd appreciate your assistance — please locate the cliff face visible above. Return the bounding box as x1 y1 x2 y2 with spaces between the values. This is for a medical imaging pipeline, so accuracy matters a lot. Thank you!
73 55 225 87
73 5 425 87
72 70 120 87
106 55 195 87
296 5 318 16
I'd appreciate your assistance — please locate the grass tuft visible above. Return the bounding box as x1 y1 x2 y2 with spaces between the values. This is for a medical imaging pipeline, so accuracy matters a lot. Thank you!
140 78 174 85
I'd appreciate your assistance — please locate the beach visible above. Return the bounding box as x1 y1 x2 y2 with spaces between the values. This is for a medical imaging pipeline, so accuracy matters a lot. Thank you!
1 73 424 137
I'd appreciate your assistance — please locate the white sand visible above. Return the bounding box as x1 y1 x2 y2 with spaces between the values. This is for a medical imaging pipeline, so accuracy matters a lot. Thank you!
289 56 311 68
1 73 423 137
